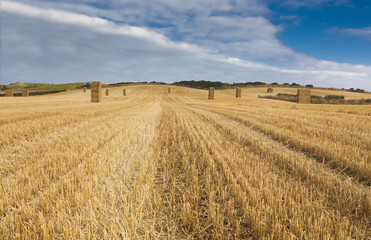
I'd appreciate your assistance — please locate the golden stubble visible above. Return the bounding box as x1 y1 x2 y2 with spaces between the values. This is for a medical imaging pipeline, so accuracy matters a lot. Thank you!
0 85 370 239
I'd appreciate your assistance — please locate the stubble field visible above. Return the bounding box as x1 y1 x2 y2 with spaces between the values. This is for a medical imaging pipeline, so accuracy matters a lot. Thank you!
0 85 370 239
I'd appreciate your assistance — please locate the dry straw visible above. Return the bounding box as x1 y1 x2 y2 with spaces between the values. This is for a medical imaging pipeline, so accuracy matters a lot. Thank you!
106 89 109 96
5 89 13 97
208 87 215 100
91 81 102 103
123 89 126 96
168 88 171 94
297 88 311 104
83 87 86 93
22 90 29 97
236 88 241 98
267 88 273 93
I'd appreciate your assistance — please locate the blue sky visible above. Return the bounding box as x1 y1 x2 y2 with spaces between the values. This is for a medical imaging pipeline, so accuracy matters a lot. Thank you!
1 0 371 90
270 1 371 64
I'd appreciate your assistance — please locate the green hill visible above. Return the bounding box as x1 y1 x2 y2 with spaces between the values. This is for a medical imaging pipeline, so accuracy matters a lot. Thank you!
0 82 89 96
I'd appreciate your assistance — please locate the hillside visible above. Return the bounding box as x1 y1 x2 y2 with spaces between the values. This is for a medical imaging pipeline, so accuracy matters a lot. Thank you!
0 82 88 95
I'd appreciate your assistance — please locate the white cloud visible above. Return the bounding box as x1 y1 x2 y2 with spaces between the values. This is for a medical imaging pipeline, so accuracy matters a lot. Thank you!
1 1 210 54
1 1 371 90
278 15 303 26
276 0 352 8
330 27 371 40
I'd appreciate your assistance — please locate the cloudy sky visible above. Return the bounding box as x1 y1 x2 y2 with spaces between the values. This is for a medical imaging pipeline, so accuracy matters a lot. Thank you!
1 0 371 90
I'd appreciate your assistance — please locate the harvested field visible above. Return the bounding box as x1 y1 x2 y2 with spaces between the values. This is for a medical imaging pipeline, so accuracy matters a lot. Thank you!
0 85 370 239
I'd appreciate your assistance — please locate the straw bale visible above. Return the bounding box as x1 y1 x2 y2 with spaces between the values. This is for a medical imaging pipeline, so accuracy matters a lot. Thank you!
208 87 215 100
267 88 273 93
123 89 126 96
83 87 86 92
168 88 171 94
22 90 29 97
297 88 311 104
5 89 13 97
91 81 102 102
236 88 241 98
106 89 109 96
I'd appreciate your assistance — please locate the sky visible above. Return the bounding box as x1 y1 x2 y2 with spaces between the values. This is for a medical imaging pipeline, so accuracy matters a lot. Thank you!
1 0 371 90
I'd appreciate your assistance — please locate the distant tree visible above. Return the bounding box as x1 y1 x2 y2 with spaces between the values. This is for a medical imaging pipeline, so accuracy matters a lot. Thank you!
82 82 91 88
174 80 226 89
244 81 266 86
271 82 279 85
305 84 314 88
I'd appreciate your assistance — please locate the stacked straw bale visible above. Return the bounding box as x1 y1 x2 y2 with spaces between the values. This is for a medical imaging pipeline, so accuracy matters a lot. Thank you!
91 81 102 103
236 88 241 98
297 88 311 104
22 90 29 97
208 87 215 100
267 88 273 93
5 89 13 97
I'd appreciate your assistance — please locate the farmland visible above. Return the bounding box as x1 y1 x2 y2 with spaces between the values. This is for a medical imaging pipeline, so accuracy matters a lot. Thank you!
0 85 370 239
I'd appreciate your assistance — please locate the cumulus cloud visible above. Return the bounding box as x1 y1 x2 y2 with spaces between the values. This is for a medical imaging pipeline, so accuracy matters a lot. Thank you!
1 1 371 90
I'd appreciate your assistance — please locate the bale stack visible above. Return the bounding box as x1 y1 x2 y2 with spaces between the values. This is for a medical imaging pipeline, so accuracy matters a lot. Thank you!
91 81 102 103
236 88 241 98
208 87 215 100
5 89 13 97
83 87 86 93
22 90 29 97
297 88 311 104
106 89 109 96
168 88 171 94
123 89 126 96
267 88 273 93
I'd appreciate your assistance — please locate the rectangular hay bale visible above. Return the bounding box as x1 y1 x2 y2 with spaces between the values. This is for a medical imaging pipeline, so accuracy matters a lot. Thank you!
267 88 273 93
5 89 13 97
123 89 126 96
297 88 311 104
236 88 241 98
208 87 215 100
91 81 102 102
22 90 29 97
